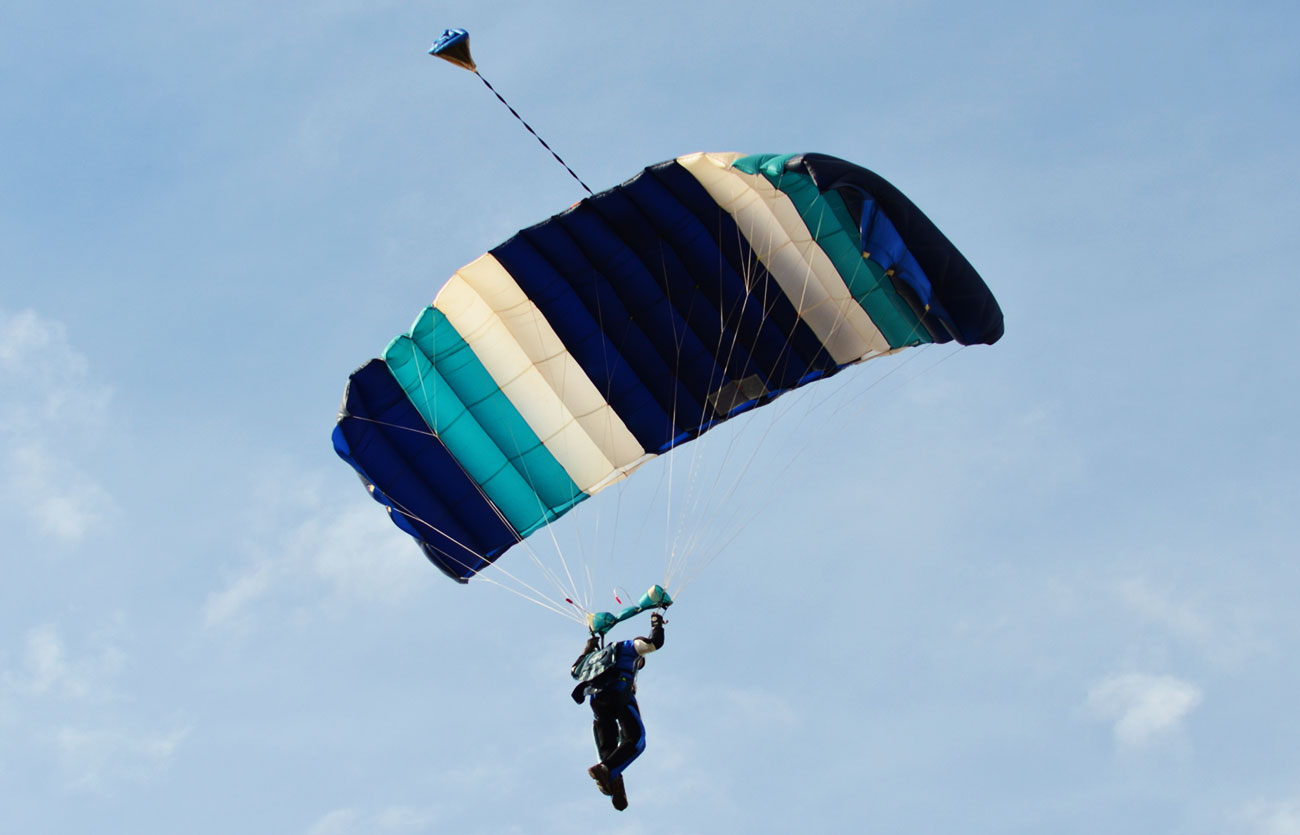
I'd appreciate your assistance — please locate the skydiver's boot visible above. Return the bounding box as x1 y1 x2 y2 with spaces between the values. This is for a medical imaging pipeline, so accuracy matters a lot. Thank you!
588 763 613 796
610 774 628 811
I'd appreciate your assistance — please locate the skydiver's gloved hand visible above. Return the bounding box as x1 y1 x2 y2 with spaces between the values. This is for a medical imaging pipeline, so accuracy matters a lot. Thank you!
572 635 602 682
646 612 665 650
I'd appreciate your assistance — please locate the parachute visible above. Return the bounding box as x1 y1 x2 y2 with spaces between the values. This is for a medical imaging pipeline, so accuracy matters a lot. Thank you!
332 151 1003 592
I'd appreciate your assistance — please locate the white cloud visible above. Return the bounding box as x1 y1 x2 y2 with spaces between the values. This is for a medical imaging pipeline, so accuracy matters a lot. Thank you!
309 809 361 835
55 725 188 794
0 308 114 544
308 806 438 835
1118 577 1210 643
373 807 439 832
203 562 273 628
2 622 182 796
1241 797 1300 835
203 485 423 630
1086 672 1203 748
20 624 73 696
0 308 110 433
5 443 114 542
292 503 423 606
1115 575 1265 668
5 623 124 702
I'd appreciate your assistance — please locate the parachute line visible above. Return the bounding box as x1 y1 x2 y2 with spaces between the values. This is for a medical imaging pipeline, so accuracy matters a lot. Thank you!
364 415 597 618
474 72 593 197
474 573 587 623
661 219 782 591
662 192 912 594
343 414 439 440
386 492 585 622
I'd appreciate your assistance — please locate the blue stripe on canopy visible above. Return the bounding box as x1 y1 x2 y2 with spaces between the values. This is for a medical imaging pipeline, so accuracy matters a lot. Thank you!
490 158 842 455
734 153 930 350
641 160 841 395
332 358 518 581
794 153 1003 345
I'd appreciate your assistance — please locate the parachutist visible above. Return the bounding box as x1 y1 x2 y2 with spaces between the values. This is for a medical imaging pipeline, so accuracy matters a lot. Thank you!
571 612 667 811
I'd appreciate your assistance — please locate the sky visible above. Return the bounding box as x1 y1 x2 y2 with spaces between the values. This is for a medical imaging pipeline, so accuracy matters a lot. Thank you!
2 1 1299 832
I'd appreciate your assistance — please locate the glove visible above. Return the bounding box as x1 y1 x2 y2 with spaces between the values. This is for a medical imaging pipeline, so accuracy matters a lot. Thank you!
650 613 664 629
583 636 600 653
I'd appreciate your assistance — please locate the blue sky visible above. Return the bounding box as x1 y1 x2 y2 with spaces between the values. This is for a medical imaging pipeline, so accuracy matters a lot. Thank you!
3 1 1298 832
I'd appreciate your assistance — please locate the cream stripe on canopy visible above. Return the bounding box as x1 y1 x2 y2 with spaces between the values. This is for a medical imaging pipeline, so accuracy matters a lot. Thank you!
435 253 650 494
677 152 891 364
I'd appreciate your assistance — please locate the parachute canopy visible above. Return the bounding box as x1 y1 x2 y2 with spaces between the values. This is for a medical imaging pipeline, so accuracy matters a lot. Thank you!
332 152 1003 582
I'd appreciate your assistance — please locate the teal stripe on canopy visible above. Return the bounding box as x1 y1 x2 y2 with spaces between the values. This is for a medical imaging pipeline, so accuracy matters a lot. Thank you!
383 307 585 538
731 153 930 350
408 307 586 514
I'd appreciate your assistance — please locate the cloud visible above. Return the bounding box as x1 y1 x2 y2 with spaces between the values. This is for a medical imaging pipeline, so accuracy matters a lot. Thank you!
308 806 438 834
18 624 74 696
2 622 183 796
0 308 110 432
290 502 424 607
1241 797 1300 835
309 809 360 835
55 725 188 794
5 623 124 702
1117 577 1210 643
1086 672 1203 748
203 484 424 630
1115 575 1265 669
4 443 114 542
0 307 114 544
373 807 438 831
202 562 273 628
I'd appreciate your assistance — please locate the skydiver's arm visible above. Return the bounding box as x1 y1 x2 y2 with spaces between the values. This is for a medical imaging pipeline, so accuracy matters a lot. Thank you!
571 635 600 676
632 619 665 656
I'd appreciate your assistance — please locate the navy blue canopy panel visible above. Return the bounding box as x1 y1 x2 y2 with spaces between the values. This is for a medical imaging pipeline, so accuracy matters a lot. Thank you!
333 359 517 581
489 156 845 456
333 152 1002 581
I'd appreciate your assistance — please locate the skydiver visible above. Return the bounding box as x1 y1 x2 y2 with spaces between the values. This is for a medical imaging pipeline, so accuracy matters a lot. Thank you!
570 612 666 811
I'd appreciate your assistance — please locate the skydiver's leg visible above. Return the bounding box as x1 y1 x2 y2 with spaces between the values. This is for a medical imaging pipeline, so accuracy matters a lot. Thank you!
588 699 620 796
591 705 620 764
603 698 646 778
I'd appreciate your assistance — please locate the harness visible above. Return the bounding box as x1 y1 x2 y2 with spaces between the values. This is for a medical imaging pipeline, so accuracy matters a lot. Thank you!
572 642 621 685
571 641 638 703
